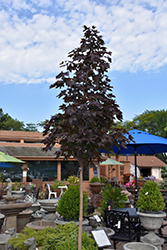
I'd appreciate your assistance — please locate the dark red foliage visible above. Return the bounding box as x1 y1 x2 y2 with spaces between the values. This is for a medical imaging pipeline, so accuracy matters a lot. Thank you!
43 25 131 163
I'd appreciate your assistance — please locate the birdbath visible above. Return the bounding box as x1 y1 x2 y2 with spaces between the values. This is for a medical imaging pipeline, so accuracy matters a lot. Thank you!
0 196 32 232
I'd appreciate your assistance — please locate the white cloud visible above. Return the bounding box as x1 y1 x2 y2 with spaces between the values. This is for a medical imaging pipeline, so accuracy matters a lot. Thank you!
0 0 167 84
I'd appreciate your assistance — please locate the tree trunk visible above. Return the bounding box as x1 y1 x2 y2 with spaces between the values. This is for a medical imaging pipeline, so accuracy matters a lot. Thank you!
78 160 83 250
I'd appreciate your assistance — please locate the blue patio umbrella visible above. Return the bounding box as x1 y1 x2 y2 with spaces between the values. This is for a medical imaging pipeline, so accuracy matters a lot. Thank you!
110 128 167 201
0 162 16 168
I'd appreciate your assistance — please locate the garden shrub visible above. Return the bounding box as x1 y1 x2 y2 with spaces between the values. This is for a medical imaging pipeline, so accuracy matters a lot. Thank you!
99 184 128 216
8 223 98 250
56 184 88 220
42 222 98 250
67 175 80 184
136 180 165 212
8 227 54 250
89 177 100 183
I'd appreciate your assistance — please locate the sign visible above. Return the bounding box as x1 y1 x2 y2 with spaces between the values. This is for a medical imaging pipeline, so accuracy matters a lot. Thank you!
91 229 112 249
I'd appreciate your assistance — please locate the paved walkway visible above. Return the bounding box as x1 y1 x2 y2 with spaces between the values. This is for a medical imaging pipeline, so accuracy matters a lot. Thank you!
103 219 167 250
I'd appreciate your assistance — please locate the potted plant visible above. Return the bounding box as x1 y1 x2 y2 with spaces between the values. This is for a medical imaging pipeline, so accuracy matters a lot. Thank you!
136 180 166 248
137 176 146 187
89 177 104 194
67 175 80 185
99 184 128 216
56 184 88 221
125 179 141 194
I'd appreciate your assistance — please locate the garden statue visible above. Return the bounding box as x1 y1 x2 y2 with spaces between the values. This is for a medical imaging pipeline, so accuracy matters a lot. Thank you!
5 228 16 238
24 237 37 250
5 178 12 196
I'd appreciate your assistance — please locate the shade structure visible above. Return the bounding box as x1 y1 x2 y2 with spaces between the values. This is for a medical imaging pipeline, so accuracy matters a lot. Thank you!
111 129 167 201
100 158 124 165
0 162 16 168
0 151 25 163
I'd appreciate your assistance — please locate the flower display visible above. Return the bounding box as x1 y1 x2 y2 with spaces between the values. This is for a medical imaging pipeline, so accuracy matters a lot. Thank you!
125 180 141 188
144 175 156 181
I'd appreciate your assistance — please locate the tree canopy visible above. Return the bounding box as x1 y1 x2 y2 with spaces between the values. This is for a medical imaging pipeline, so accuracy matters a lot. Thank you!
43 25 131 163
0 108 38 131
119 109 167 138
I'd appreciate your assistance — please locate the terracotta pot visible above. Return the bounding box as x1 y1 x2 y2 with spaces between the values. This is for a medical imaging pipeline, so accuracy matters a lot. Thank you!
89 183 104 194
138 179 146 187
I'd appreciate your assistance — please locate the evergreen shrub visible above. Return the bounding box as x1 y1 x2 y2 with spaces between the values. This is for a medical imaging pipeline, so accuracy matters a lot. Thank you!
56 184 88 220
136 180 165 212
89 177 101 183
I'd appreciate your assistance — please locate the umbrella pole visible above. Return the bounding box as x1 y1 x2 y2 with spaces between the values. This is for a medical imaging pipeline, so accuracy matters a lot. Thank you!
134 148 138 204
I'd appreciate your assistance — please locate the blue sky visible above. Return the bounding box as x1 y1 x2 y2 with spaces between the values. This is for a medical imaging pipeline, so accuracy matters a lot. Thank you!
0 0 167 131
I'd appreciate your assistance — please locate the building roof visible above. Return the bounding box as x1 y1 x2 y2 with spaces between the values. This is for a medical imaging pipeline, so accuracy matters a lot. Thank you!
115 155 166 168
0 146 59 158
0 130 44 142
0 130 166 166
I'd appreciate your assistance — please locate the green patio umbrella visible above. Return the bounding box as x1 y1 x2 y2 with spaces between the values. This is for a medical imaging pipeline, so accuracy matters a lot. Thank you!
0 151 25 163
100 158 124 165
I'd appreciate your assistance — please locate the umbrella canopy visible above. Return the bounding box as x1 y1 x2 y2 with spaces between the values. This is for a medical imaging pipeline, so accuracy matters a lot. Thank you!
113 129 167 155
112 129 167 200
0 151 25 163
0 162 16 168
100 158 124 165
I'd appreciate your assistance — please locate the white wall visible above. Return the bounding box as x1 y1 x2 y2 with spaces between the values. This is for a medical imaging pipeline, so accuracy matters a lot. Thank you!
152 167 161 179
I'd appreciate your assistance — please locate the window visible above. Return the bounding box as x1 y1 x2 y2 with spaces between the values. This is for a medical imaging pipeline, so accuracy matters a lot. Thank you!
27 161 57 181
61 161 89 181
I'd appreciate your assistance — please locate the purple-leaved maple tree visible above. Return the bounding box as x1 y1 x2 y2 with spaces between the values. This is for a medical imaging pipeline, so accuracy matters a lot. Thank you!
43 25 131 249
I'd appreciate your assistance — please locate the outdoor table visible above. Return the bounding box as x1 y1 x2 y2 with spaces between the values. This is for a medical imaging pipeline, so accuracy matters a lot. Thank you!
111 208 139 219
58 185 68 197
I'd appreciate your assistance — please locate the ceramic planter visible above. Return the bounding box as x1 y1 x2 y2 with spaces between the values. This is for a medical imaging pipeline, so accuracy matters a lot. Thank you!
123 242 158 250
137 211 166 250
137 211 166 231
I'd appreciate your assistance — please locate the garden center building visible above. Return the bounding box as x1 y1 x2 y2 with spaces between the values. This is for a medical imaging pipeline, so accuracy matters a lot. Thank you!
0 130 165 191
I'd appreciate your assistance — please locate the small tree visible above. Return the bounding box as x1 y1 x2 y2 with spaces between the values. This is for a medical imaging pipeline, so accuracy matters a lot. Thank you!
43 25 131 249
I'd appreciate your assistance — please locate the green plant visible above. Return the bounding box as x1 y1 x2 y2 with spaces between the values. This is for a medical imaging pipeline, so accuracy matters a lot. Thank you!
8 222 97 250
8 227 53 250
67 175 80 184
56 184 88 220
161 166 167 179
100 176 108 184
89 177 101 183
136 180 166 212
17 182 23 190
39 190 46 199
99 184 128 216
51 179 66 190
42 222 98 250
159 179 167 190
12 183 17 191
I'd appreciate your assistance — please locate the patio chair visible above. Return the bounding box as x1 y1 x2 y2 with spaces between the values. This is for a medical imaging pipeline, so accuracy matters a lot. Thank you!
103 209 140 249
46 183 57 199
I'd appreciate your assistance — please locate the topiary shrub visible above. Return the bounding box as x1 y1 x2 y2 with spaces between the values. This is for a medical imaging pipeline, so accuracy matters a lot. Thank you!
56 184 88 220
89 177 101 183
136 180 166 212
99 184 128 216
